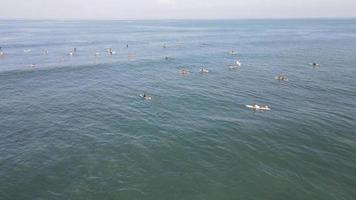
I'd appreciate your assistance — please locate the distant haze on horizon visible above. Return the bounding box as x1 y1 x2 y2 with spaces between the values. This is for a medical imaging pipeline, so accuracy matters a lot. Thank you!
0 0 355 20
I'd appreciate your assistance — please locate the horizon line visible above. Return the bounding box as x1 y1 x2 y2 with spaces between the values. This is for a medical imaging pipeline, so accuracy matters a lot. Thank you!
1 16 355 21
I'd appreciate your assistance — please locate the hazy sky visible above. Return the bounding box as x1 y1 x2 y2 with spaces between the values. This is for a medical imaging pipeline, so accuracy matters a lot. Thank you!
0 0 355 19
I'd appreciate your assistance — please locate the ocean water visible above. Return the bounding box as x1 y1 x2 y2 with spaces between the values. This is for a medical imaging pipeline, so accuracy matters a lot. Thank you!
0 19 355 200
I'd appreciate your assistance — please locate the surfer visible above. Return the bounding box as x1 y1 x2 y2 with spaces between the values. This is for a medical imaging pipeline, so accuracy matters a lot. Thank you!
235 60 241 67
311 62 320 67
246 104 270 111
142 93 152 100
276 75 288 81
199 67 209 73
108 48 115 55
165 56 173 60
230 50 237 55
229 60 241 69
180 69 189 75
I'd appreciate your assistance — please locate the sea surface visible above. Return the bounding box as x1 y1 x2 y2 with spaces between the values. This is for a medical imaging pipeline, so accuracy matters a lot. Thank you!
0 19 355 200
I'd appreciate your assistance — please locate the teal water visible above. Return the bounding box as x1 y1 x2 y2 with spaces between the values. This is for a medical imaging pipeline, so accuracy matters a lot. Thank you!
0 19 355 199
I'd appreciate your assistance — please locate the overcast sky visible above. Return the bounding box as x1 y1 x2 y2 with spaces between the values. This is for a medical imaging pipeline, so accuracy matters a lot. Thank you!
0 0 355 20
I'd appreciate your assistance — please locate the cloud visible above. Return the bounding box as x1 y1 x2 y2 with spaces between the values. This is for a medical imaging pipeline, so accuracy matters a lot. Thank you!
157 0 176 5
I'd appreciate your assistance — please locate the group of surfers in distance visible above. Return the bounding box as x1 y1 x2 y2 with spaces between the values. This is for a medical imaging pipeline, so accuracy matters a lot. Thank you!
68 46 122 57
178 67 210 75
143 50 320 111
176 56 243 76
0 46 320 112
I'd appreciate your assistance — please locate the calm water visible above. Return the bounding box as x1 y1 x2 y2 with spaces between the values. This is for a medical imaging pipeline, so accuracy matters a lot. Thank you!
0 19 355 200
